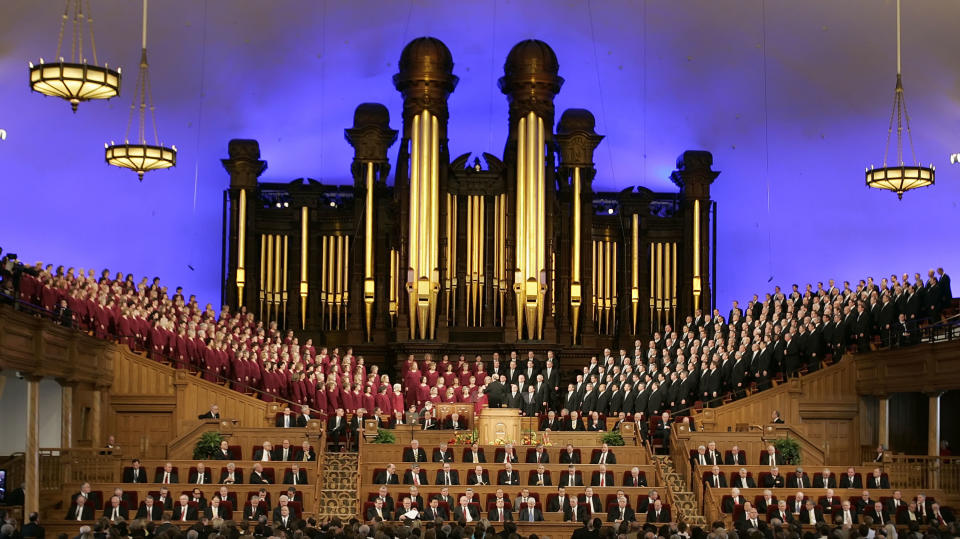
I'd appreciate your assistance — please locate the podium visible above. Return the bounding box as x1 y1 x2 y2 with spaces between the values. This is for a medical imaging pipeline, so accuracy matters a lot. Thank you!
477 408 522 445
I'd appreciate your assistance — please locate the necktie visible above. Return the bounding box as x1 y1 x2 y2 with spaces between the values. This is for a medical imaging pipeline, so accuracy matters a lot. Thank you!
164 472 170 484
700 455 705 465
600 474 605 487
715 476 719 488
845 511 851 524
752 519 757 528
413 473 419 485
879 512 883 525
445 472 451 484
939 514 945 526
498 510 503 522
529 510 534 522
413 451 418 462
572 508 576 520
621 509 625 519
294 473 298 485
134 469 139 481
77 507 83 520
538 474 543 484
113 507 118 520
198 474 203 484
569 475 574 486
601 453 606 464
465 508 472 522
182 507 188 521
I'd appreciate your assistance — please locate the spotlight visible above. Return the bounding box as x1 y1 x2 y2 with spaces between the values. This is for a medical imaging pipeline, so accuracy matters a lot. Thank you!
275 202 282 208
0 129 6 140
329 201 337 207
283 202 289 208
607 208 615 215
951 153 960 164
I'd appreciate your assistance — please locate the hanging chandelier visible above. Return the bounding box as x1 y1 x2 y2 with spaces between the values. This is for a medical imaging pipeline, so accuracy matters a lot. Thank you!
105 0 176 181
865 0 934 200
29 0 121 112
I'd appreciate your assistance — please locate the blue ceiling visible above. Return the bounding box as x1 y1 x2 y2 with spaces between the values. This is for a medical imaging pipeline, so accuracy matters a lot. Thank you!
2 0 957 313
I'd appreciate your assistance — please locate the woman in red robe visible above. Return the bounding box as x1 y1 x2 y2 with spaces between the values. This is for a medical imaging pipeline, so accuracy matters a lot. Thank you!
441 364 456 387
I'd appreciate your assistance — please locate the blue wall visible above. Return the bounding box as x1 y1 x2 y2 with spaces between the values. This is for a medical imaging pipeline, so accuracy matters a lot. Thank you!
2 0 957 312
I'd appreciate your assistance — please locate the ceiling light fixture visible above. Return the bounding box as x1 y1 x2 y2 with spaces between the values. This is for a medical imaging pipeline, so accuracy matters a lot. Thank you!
865 0 934 200
29 0 121 112
105 0 176 181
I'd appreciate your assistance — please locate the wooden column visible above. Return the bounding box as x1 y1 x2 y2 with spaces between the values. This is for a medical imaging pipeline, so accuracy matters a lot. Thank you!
928 392 941 456
91 387 103 448
25 375 41 516
61 381 74 448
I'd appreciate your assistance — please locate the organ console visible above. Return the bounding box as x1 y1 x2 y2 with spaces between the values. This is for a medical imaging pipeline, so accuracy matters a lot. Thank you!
221 37 720 356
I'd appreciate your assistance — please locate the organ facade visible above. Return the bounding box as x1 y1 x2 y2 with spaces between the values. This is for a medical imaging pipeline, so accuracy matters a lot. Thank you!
221 38 719 355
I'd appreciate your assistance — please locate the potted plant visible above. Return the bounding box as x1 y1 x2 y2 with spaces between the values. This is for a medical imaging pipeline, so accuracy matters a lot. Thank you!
193 431 223 459
600 431 625 446
371 429 396 444
773 437 801 464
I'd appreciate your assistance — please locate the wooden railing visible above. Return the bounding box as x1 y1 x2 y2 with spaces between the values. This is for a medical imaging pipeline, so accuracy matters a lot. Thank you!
882 455 960 494
39 448 119 488
0 453 25 491
761 424 825 466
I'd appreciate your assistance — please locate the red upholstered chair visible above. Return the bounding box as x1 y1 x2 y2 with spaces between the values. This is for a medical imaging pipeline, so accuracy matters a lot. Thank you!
122 491 138 507
372 468 385 482
757 472 771 487
605 494 629 511
220 500 234 514
247 491 271 506
229 445 243 460
719 495 733 514
362 501 375 515
723 449 747 464
731 504 745 521
287 501 303 517
261 468 276 483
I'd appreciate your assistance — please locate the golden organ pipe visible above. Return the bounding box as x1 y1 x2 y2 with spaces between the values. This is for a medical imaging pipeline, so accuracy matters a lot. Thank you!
282 234 288 327
236 189 246 305
572 168 581 281
655 242 663 328
265 234 274 322
259 234 266 321
672 242 678 327
649 243 655 334
693 199 701 309
275 234 282 322
300 206 308 330
343 237 350 328
479 195 485 326
611 242 617 331
631 213 639 334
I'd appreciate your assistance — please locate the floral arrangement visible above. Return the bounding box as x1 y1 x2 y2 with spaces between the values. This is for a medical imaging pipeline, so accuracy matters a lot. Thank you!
520 429 554 446
450 429 479 445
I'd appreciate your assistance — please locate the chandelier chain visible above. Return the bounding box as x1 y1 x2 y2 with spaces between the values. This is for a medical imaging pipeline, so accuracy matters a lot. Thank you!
56 1 69 60
86 0 99 66
71 0 79 62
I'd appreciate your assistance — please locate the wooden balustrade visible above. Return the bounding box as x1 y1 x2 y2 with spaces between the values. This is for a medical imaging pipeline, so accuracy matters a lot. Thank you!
881 455 960 493
39 448 120 489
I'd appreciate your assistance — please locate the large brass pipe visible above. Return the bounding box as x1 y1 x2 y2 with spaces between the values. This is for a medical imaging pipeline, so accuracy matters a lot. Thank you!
450 194 457 323
259 233 266 321
655 241 663 330
407 114 420 339
498 193 506 325
672 242 678 328
693 199 701 311
649 243 655 334
275 234 283 324
320 236 328 327
363 162 375 340
300 206 308 330
389 249 398 321
282 234 289 328
236 189 246 307
327 235 335 328
465 195 473 325
611 241 617 332
342 236 350 330
336 235 345 330
265 234 274 323
514 116 526 340
478 195 485 327
664 239 671 331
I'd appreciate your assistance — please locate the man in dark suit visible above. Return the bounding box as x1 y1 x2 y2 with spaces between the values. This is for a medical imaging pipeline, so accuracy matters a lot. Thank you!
836 500 858 525
530 464 551 486
540 411 561 431
813 468 837 488
763 468 785 488
173 495 198 521
590 465 615 487
273 440 295 462
213 440 234 460
65 495 95 520
559 444 580 464
433 442 454 463
560 465 583 487
527 444 550 463
295 405 312 427
188 463 211 484
722 489 746 513
423 498 448 521
375 464 399 485
759 445 781 466
518 498 544 522
591 443 617 464
787 467 810 489
566 411 586 431
249 463 272 484
798 499 824 524
283 463 308 485
198 404 220 419
403 463 428 486
770 500 794 524
135 496 163 521
464 443 486 463
294 440 316 462
864 501 890 526
366 498 391 521
102 496 129 522
436 462 460 485
402 440 428 462
581 488 603 515
564 497 588 523
653 411 673 450
737 508 767 536
219 462 242 484
498 463 520 486
453 496 480 522
867 468 890 489
625 467 647 488
274 506 298 530
155 463 179 484
839 467 862 489
607 497 636 523
444 412 466 430
704 466 727 489
897 502 921 525
204 496 232 520
253 442 274 462
489 499 513 522
327 408 347 447
243 495 268 521
275 406 296 428
929 502 955 527
732 468 755 488
123 458 146 483
21 512 44 539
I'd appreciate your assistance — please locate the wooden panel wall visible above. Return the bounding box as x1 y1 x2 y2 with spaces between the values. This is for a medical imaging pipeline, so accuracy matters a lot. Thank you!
889 392 928 455
694 358 860 466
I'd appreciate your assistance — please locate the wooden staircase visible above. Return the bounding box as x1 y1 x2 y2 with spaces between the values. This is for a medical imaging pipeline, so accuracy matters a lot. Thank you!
654 454 706 527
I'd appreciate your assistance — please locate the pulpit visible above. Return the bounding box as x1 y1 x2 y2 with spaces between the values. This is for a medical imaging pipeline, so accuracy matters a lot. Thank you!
477 408 522 445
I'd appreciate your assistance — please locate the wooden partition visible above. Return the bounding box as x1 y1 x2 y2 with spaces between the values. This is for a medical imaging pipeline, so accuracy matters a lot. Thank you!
692 358 860 466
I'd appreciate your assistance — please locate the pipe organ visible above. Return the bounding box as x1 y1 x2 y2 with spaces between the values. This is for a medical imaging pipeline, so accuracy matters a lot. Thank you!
222 38 719 356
